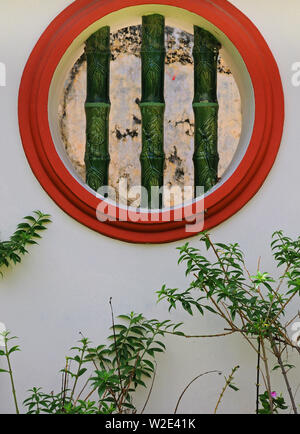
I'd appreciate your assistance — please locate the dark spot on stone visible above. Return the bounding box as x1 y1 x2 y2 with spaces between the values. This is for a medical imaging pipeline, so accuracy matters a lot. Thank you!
167 146 182 164
165 26 174 36
115 128 123 140
133 115 141 124
175 168 184 180
175 118 193 127
126 128 138 138
135 98 141 105
174 118 194 136
167 146 185 185
113 127 138 140
217 58 232 75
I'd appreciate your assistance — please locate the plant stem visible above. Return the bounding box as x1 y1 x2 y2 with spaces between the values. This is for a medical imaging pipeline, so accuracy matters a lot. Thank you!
256 338 261 414
4 338 19 414
74 377 90 406
117 353 140 410
214 366 239 414
271 337 298 414
141 363 157 414
174 370 221 414
61 358 69 412
70 342 87 403
165 329 235 339
269 292 297 328
260 338 273 414
109 298 123 396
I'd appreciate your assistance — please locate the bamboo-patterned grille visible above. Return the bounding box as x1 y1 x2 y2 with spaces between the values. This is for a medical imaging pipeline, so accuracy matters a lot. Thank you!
84 17 221 207
85 27 111 191
193 26 221 194
140 14 165 208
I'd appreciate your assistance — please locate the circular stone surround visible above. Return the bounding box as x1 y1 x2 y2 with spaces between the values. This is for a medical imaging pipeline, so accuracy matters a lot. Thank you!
18 0 284 244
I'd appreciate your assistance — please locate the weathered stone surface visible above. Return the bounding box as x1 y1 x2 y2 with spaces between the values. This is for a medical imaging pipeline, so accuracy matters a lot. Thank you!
59 26 241 207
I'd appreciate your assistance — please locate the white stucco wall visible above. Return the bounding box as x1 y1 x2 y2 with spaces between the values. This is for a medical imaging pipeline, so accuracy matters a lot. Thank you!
0 0 299 414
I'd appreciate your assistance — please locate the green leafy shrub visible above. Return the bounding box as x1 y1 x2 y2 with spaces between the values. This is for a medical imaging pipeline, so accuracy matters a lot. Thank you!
1 307 181 414
158 231 300 414
0 211 51 274
258 391 288 414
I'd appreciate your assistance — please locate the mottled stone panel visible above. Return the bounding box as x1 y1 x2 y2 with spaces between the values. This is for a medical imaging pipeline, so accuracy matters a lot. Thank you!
59 26 242 207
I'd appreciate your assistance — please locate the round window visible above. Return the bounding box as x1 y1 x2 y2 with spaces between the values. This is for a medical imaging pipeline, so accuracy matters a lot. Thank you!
19 0 284 243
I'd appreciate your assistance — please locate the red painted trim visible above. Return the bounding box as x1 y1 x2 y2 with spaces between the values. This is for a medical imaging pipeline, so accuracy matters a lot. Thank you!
18 0 284 244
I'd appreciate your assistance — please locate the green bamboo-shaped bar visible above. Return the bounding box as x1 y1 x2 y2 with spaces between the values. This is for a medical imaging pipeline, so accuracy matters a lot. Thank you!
140 14 165 208
193 26 221 195
84 26 111 192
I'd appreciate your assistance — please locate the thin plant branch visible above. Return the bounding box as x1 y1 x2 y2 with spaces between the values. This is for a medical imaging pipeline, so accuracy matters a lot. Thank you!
256 338 261 415
141 363 157 414
214 365 239 414
270 337 298 414
174 370 221 414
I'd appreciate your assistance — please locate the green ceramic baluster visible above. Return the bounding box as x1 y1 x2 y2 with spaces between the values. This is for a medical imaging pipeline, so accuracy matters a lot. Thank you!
140 14 165 208
193 26 221 195
84 26 111 192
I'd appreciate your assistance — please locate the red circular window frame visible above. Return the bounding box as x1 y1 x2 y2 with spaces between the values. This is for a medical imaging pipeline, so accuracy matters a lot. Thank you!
18 0 284 244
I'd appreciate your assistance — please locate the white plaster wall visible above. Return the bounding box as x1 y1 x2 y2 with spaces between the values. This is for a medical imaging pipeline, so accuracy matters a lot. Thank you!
0 0 299 414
